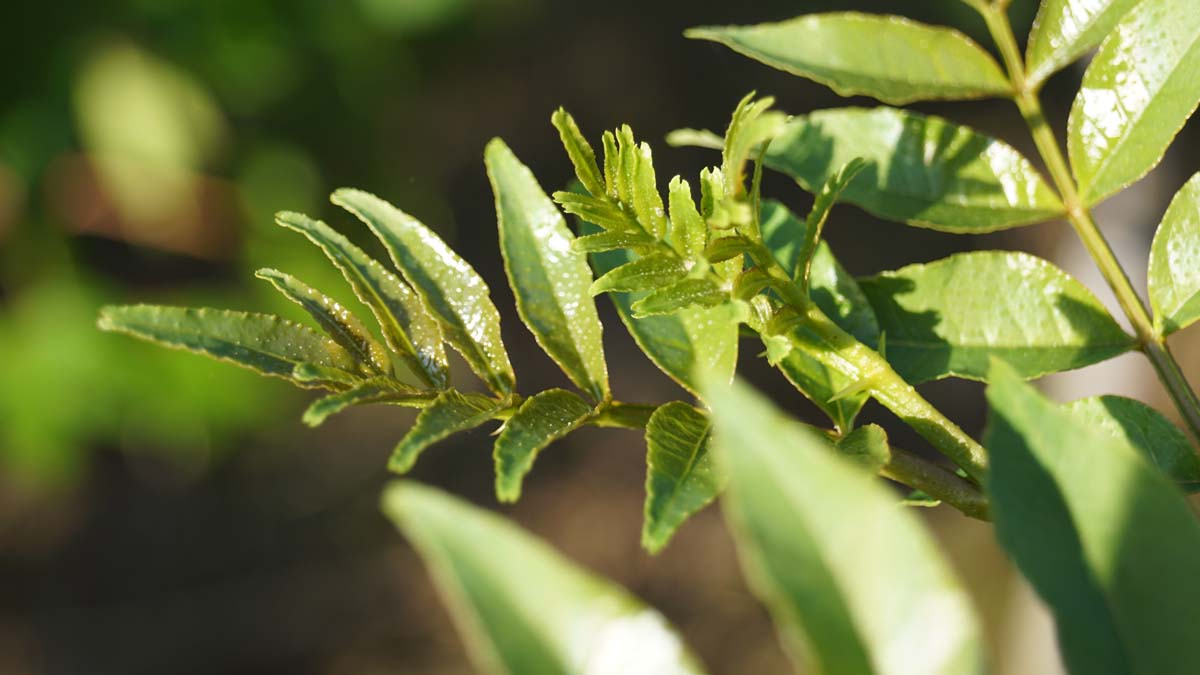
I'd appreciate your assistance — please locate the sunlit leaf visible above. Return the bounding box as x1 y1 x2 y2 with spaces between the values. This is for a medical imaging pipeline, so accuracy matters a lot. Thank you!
275 211 449 388
1025 0 1141 86
255 267 391 374
554 191 641 233
333 189 516 395
667 176 707 259
860 251 1134 383
986 361 1200 675
98 305 358 387
572 230 656 254
687 14 1009 105
630 279 729 318
643 402 721 554
486 139 609 400
1068 0 1200 204
721 94 786 196
633 142 669 239
303 378 422 427
493 389 595 503
382 481 709 675
589 252 687 295
389 390 505 473
706 377 984 675
1063 395 1200 491
551 108 605 198
1149 173 1200 336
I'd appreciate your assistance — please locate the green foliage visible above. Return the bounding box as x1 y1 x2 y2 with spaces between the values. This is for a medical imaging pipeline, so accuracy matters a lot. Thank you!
100 3 1200 672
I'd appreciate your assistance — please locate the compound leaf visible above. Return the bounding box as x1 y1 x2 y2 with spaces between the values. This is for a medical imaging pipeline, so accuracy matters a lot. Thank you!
382 482 709 675
643 402 721 554
493 389 595 503
1149 173 1200 335
687 14 1009 105
860 251 1134 383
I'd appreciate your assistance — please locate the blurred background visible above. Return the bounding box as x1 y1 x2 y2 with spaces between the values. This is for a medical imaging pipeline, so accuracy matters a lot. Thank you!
2 0 1197 672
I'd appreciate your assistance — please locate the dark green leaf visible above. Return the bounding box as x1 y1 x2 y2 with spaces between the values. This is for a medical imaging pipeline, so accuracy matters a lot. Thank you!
303 379 419 427
1068 0 1200 204
986 361 1200 675
643 402 720 554
382 482 709 675
860 251 1134 383
389 390 505 473
551 108 605 197
706 377 984 675
486 139 609 401
1025 0 1141 86
332 189 516 395
1063 395 1200 491
1149 172 1200 336
678 108 1064 232
589 252 687 295
836 423 890 473
493 390 595 503
275 210 448 388
98 305 358 387
255 267 390 374
795 158 866 288
687 14 1009 104
631 278 729 318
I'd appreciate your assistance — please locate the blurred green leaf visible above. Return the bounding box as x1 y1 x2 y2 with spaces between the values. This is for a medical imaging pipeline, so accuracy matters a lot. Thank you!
382 481 709 675
687 14 1009 105
493 389 594 503
1063 395 1200 491
486 138 609 400
333 188 515 395
642 401 720 554
1068 0 1200 204
276 210 449 388
631 278 729 318
986 361 1200 675
389 390 504 473
255 267 390 374
589 252 687 295
1025 0 1141 86
860 251 1134 383
98 305 358 386
706 377 984 675
673 107 1064 232
1149 173 1200 336
554 191 641 232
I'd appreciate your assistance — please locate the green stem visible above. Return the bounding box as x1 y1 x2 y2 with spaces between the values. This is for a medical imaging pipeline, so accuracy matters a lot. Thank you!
982 4 1200 442
883 448 990 520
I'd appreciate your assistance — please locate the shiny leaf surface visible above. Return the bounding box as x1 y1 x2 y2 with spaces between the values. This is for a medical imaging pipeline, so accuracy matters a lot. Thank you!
860 251 1134 383
333 189 516 395
1068 0 1200 204
630 278 729 318
707 378 984 675
1063 395 1200 491
303 379 418 427
986 361 1200 675
1149 173 1200 335
687 14 1010 104
382 482 709 675
389 390 504 473
486 139 609 400
642 402 721 554
589 252 687 296
1026 0 1141 86
493 389 595 503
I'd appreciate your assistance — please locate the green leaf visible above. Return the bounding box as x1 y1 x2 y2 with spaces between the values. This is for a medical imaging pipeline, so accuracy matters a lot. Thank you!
687 14 1009 105
493 390 595 503
985 360 1200 675
551 108 605 198
571 230 655 254
667 176 706 259
1025 0 1141 86
702 236 753 264
332 189 516 395
486 139 609 401
303 379 420 427
760 200 879 345
771 324 871 434
632 142 668 239
97 305 358 387
1149 173 1200 336
705 378 984 675
721 94 786 196
1063 395 1200 491
389 390 505 473
381 481 709 675
836 423 891 473
590 243 742 397
275 211 449 389
795 158 866 288
677 107 1064 232
255 268 390 374
292 362 362 388
630 278 729 318
643 402 720 554
553 192 640 233
589 252 687 295
1068 0 1200 204
860 251 1134 383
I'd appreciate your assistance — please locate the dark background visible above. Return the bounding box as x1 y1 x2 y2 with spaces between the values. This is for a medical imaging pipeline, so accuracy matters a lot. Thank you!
2 0 1197 673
